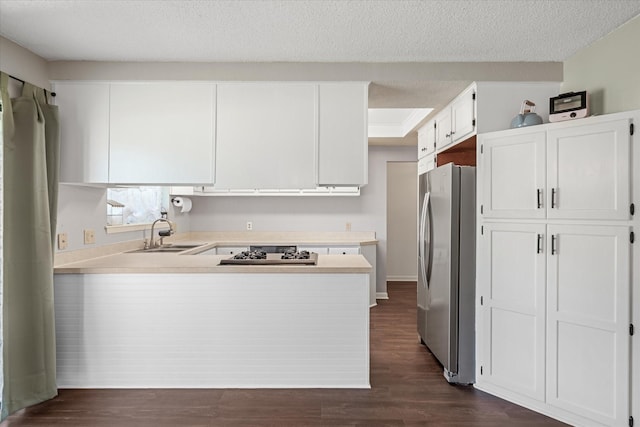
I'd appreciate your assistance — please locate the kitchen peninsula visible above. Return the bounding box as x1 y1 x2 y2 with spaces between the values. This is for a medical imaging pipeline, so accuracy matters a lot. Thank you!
53 232 375 389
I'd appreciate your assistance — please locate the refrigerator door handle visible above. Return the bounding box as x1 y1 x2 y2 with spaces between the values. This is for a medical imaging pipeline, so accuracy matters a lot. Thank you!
424 192 433 286
419 192 430 288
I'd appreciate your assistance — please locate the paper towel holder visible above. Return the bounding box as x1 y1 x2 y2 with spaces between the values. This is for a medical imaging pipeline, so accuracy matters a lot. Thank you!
171 196 193 213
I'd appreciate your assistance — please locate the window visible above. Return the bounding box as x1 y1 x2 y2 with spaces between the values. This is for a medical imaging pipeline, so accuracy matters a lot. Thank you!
106 187 169 231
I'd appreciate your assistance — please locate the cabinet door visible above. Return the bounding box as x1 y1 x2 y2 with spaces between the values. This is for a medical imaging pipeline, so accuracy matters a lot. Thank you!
318 83 368 186
328 247 360 255
216 83 316 189
546 224 630 426
478 223 546 401
435 109 452 151
479 130 546 219
298 247 329 255
417 154 435 175
547 119 631 220
417 121 436 159
109 82 216 184
53 82 110 184
216 247 248 255
169 186 194 196
451 87 476 143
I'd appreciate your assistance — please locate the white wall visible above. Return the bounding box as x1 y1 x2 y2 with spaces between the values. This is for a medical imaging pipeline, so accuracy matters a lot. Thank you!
386 162 418 281
188 145 417 295
47 59 562 110
56 185 190 252
562 14 640 114
0 37 50 90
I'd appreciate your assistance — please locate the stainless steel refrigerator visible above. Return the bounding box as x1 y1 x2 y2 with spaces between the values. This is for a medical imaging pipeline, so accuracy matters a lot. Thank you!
417 162 475 384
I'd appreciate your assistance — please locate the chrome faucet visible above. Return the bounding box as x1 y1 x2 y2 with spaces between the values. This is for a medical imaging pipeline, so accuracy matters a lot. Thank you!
149 218 175 248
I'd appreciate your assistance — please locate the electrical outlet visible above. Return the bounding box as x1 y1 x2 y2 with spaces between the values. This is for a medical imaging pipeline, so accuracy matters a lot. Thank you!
246 221 253 231
57 232 68 250
345 222 352 232
84 229 96 245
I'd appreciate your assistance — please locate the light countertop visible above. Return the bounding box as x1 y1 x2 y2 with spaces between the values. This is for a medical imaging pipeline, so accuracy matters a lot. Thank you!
55 231 376 274
55 252 371 274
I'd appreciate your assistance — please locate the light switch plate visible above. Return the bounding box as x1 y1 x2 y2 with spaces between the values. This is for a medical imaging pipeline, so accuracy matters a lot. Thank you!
57 232 68 250
84 229 96 245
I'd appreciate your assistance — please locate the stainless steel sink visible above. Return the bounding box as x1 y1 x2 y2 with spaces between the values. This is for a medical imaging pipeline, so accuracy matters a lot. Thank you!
128 244 204 254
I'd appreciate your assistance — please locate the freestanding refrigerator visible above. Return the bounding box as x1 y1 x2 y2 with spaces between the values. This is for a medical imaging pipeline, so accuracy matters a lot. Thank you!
417 162 476 384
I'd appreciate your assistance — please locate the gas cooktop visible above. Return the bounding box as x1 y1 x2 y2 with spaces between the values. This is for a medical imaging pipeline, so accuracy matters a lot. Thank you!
218 246 318 266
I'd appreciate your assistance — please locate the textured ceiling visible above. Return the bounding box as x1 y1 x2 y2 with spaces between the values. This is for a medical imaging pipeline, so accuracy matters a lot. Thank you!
1 0 639 63
2 1 638 145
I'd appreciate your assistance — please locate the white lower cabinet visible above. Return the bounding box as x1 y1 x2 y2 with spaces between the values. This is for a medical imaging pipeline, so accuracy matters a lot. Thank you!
299 246 360 255
298 247 329 255
197 247 248 256
328 247 360 255
479 222 546 402
215 247 249 255
546 224 630 426
478 222 631 426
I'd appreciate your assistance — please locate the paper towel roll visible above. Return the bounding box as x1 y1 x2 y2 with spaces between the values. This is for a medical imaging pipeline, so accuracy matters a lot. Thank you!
172 197 192 213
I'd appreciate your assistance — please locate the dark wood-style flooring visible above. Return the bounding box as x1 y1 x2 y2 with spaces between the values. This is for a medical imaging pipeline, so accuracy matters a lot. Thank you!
2 282 566 426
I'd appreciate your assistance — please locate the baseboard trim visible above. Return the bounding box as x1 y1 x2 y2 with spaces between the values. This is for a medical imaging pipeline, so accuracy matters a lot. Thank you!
387 276 417 282
376 292 389 300
474 382 601 426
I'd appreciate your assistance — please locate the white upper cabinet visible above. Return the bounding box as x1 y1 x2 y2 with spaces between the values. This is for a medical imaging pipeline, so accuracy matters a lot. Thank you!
479 116 632 220
53 82 110 184
426 81 560 161
317 83 368 186
215 83 317 190
546 118 630 220
435 84 475 152
450 86 476 143
435 108 453 151
54 80 368 189
480 129 546 219
109 82 216 185
417 120 435 159
417 154 435 175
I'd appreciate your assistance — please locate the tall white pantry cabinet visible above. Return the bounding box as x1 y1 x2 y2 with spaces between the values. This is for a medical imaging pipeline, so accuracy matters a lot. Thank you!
475 110 639 427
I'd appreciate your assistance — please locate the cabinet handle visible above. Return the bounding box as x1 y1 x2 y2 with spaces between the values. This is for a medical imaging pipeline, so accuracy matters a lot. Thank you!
537 189 542 209
445 133 451 138
551 235 557 255
451 131 456 135
537 234 543 254
551 188 557 208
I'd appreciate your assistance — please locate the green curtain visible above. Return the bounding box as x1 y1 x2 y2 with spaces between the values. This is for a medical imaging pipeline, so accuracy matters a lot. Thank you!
0 72 59 420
